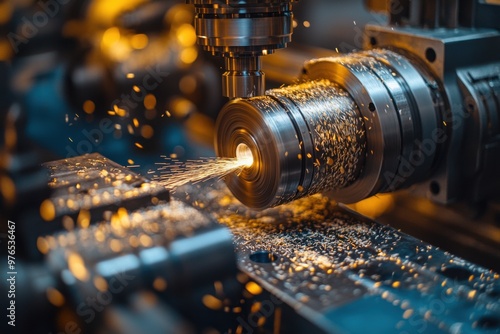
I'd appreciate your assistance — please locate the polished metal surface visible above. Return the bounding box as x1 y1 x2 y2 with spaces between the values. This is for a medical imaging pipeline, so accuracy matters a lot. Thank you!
42 153 170 221
216 49 442 208
363 26 500 204
184 181 500 334
186 0 296 97
223 57 265 98
366 0 500 30
303 50 440 201
215 79 366 209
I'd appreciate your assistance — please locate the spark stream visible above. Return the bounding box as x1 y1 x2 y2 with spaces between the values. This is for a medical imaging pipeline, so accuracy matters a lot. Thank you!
155 155 253 191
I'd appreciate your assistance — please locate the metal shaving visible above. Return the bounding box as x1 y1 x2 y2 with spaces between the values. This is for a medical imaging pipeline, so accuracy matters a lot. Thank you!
179 182 500 331
268 79 366 196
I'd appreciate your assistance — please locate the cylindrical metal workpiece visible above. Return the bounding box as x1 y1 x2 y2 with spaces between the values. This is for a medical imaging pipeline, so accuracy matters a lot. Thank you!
215 80 367 209
215 49 441 208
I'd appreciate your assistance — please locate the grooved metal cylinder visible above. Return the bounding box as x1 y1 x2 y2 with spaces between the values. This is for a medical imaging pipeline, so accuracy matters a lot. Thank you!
215 80 366 209
215 49 441 208
223 57 265 98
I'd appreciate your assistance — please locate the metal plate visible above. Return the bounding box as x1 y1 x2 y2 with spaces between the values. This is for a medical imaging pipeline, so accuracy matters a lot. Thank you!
182 182 500 333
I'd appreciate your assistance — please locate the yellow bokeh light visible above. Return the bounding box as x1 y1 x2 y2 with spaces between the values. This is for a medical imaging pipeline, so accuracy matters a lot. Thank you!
94 276 109 292
101 27 121 48
170 98 194 118
77 209 91 229
62 215 74 231
180 47 198 65
87 0 145 27
245 281 263 295
202 294 223 310
108 39 132 62
95 229 105 242
0 39 13 61
130 34 149 49
109 239 123 252
167 5 193 25
68 252 89 282
0 3 12 25
100 27 132 61
83 100 95 114
144 94 157 110
113 104 127 117
46 288 65 307
37 237 50 254
141 125 154 139
176 24 197 47
139 234 153 247
40 199 56 221
129 235 139 248
1 175 16 205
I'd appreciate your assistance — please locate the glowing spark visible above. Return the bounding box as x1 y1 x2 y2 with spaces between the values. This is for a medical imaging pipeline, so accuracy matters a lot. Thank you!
236 143 254 167
155 156 252 191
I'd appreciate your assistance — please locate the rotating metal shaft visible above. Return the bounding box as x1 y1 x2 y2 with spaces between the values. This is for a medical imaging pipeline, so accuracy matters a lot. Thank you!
216 80 366 209
187 0 296 98
215 49 442 209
